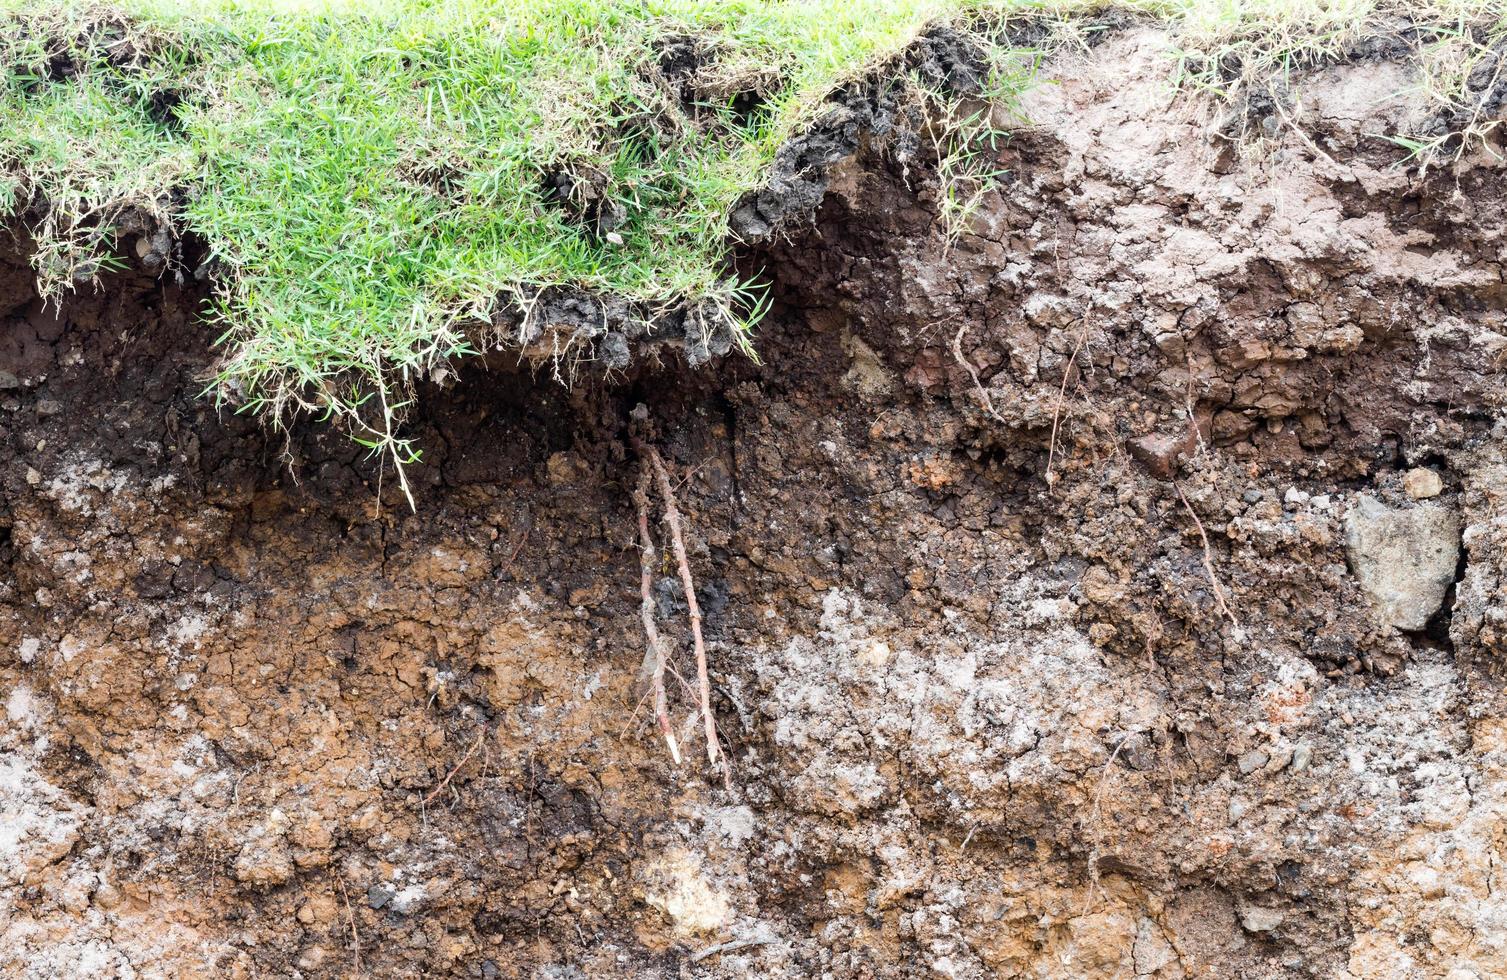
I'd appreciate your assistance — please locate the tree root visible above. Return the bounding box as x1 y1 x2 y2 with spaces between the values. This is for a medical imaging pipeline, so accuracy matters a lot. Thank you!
631 435 720 768
1174 480 1241 631
633 467 681 765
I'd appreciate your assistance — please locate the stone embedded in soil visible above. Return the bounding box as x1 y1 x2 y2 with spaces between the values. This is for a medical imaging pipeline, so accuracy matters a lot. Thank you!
1127 431 1192 479
1403 467 1444 500
232 840 294 888
1237 749 1270 776
638 849 733 937
1239 906 1286 933
367 883 395 909
1343 495 1462 631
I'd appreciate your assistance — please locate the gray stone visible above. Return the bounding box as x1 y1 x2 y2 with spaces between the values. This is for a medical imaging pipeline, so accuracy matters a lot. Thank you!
1344 495 1460 631
1237 749 1270 776
1239 905 1285 932
367 883 395 909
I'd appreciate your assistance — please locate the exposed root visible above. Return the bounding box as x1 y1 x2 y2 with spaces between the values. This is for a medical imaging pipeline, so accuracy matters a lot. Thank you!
1174 480 1241 631
951 321 1008 424
336 875 362 976
421 728 487 808
633 467 681 765
1046 314 1091 490
640 443 720 767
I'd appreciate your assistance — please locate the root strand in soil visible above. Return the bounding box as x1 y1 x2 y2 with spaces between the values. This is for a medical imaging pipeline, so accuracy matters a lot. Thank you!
631 435 720 769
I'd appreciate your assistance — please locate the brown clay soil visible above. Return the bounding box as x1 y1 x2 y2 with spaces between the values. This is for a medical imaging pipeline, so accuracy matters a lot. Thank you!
3 27 1506 980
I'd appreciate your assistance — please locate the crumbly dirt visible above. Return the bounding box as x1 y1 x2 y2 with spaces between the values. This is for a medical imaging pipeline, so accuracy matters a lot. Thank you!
3 26 1506 980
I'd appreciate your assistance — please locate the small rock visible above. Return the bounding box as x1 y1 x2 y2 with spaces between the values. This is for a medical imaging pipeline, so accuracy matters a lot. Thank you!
0 370 19 390
1237 749 1270 776
1128 432 1193 480
1283 487 1310 506
295 946 327 971
296 902 316 925
92 881 121 909
1243 489 1263 504
367 883 395 910
35 399 62 418
1343 495 1461 631
25 466 41 486
1291 743 1312 772
1403 467 1443 500
1239 906 1285 933
233 840 294 888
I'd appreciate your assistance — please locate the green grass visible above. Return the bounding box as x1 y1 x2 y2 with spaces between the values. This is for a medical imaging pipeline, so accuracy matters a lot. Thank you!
2 0 1021 497
1 0 1503 501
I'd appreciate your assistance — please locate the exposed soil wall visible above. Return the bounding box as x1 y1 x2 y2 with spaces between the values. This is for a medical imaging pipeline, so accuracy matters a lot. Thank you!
3 28 1506 980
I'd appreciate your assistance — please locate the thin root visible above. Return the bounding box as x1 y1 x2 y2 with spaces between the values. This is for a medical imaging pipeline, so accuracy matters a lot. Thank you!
1174 480 1240 630
421 729 486 807
336 876 362 976
1046 315 1091 491
951 322 1007 424
637 440 720 767
634 466 681 765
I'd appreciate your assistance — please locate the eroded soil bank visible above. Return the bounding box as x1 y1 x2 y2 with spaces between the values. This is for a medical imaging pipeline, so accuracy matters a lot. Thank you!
3 28 1506 980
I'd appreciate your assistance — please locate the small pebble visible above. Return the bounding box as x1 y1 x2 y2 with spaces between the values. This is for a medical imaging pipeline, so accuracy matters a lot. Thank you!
1239 906 1285 932
367 883 395 910
1403 467 1443 500
1243 489 1263 503
1238 749 1270 776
